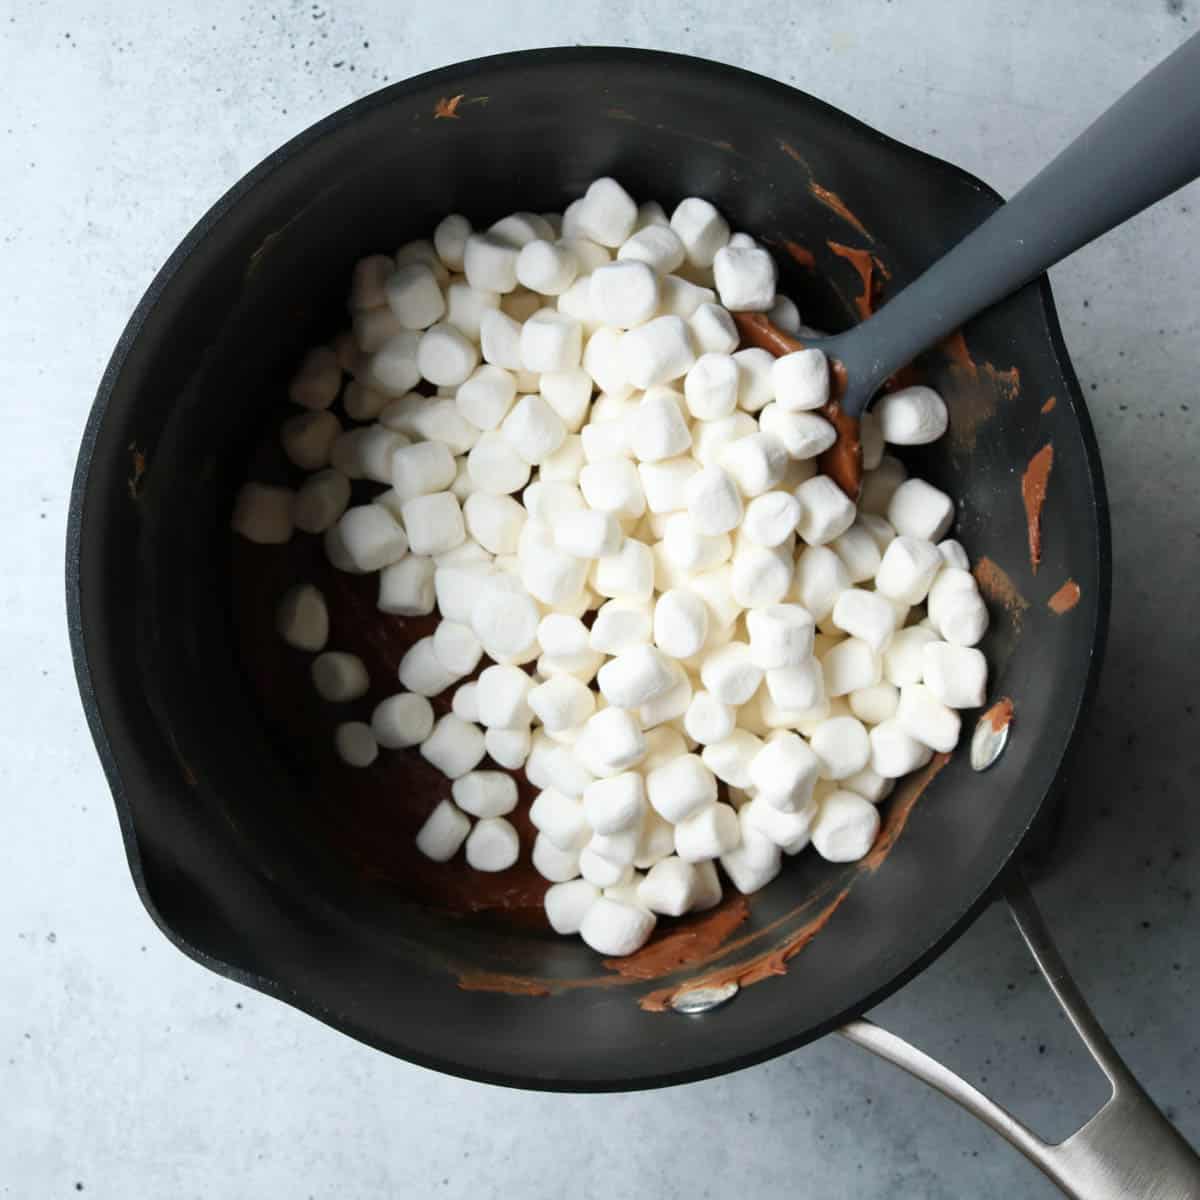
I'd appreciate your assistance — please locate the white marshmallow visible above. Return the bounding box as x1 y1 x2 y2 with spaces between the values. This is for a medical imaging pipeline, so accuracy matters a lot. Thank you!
765 658 825 711
652 588 709 660
408 397 480 455
713 244 776 311
539 371 592 439
433 214 471 271
661 512 731 575
417 323 479 388
639 727 688 775
288 346 341 411
231 483 293 545
683 691 736 745
598 645 676 709
589 260 660 329
626 393 690 466
415 799 471 863
544 878 598 931
385 262 445 330
450 682 480 725
633 201 668 231
875 385 949 445
395 239 449 284
921 642 988 709
591 538 655 601
520 535 591 608
670 197 731 268
635 857 696 916
467 431 532 495
579 457 646 519
389 441 455 503
363 331 422 397
888 478 955 542
580 896 655 956
759 405 837 460
832 588 898 652
823 637 882 697
874 536 941 606
638 661 693 728
580 412 633 462
452 771 519 819
683 352 738 421
928 574 989 647
349 254 395 311
579 848 632 889
842 765 894 804
465 816 520 872
537 613 590 660
691 411 757 466
582 326 634 400
549 510 619 560
731 542 793 609
701 729 763 789
589 599 652 656
583 772 646 835
293 469 350 535
430 620 482 677
576 178 638 248
354 306 406 355
618 223 686 275
456 365 516 431
883 625 940 686
574 707 646 777
933 540 968 572
334 505 406 572
499 394 565 466
445 281 501 342
464 232 519 293
529 834 580 884
848 682 900 726
518 310 582 374
310 651 368 703
276 584 328 652
674 802 740 862
700 642 762 705
811 791 881 862
486 726 531 770
420 713 486 779
621 316 696 390
479 308 524 371
721 815 782 894
459 492 523 556
646 754 717 822
689 302 739 356
858 455 908 517
748 732 821 812
473 565 541 659
530 788 588 851
490 212 555 247
896 683 961 752
727 349 773 415
790 545 848 623
740 491 800 549
721 432 788 497
770 349 828 411
683 464 742 535
869 718 934 777
280 410 340 472
516 239 579 295
398 492 463 558
638 456 699 514
809 716 871 780
795 475 857 546
528 674 596 734
395 636 458 697
739 795 813 854
540 436 587 486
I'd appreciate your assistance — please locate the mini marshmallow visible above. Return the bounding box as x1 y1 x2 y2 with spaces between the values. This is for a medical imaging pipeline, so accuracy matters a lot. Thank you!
520 537 591 609
327 426 389 483
540 377 592 445
433 214 471 271
701 729 763 789
500 393 567 465
670 197 731 268
721 816 782 894
685 464 743 535
471 570 540 663
390 441 456 502
848 682 900 726
689 302 739 356
456 365 517 431
465 816 520 872
452 771 519 820
869 718 934 778
579 457 646 519
741 491 801 549
529 674 596 734
395 239 449 284
576 178 638 248
588 536 652 602
464 232 520 293
431 562 491 625
530 788 589 851
580 411 633 462
460 492 524 556
490 212 555 247
293 469 350 535
621 317 697 390
531 832 582 884
896 683 961 752
928 573 990 647
731 542 793 609
354 306 406 355
445 281 501 342
789 545 847 624
310 651 369 704
748 732 821 812
721 432 788 497
691 411 757 467
574 707 646 777
589 260 660 329
580 896 656 956
396 636 459 697
765 658 825 711
653 588 709 659
579 848 632 889
232 483 294 545
809 716 871 780
626 392 691 464
537 613 591 660
385 262 445 330
875 536 943 606
832 588 898 652
633 201 668 231
417 323 479 388
450 682 480 725
883 625 940 686
276 584 328 652
637 857 697 916
468 432 532 495
553 509 623 559
544 878 598 931
486 726 531 770
637 662 692 728
842 766 894 805
618 223 686 274
349 254 395 311
823 637 882 696
823 526 878 589
770 349 828 412
479 309 523 371
288 346 341 411
334 505 406 573
399 492 464 558
582 326 634 400
590 599 652 655
713 244 776 311
421 713 486 779
415 799 471 863
742 795 817 855
888 478 956 542
641 727 689 775
583 772 646 835
700 642 762 705
646 754 717 822
933 540 968 572
758 405 837 460
364 331 422 397
516 239 579 294
674 802 740 862
406 397 479 455
794 475 857 545
858 454 908 517
639 456 699 513
432 620 483 677
280 410 341 472
519 310 583 374
662 512 731 574
726 351 773 416
540 435 587 485
811 791 881 862
922 642 988 709
598 645 676 709
683 691 736 745
875 385 949 445
684 353 738 421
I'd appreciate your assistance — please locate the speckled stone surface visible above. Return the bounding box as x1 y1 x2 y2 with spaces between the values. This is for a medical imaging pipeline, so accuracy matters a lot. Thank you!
3 2 1198 1196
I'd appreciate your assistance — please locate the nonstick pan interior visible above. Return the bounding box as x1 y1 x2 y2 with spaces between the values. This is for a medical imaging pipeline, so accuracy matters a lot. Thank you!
67 48 1108 1090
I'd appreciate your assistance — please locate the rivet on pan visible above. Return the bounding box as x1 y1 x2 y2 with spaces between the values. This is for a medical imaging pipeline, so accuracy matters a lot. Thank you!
670 982 739 1014
970 711 1011 772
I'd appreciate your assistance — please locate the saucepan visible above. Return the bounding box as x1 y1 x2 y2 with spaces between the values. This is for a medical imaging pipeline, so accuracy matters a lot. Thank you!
66 47 1200 1197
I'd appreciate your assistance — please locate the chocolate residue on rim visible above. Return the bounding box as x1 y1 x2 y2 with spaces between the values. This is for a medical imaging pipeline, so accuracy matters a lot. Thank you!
1041 395 1057 415
811 183 872 240
827 241 888 321
940 331 1021 453
127 441 146 501
973 556 1029 627
983 697 1015 735
456 971 552 997
1021 444 1055 574
604 898 751 981
1048 579 1081 614
784 240 817 270
433 94 464 119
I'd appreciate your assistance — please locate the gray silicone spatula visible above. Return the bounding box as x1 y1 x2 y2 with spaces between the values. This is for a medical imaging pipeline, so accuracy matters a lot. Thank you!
755 31 1200 429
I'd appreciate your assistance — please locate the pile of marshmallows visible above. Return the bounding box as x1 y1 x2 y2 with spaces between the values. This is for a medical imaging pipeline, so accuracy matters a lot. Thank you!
233 178 992 958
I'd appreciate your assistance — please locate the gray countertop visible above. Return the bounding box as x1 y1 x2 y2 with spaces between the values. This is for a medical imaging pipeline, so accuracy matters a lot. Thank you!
3 2 1197 1196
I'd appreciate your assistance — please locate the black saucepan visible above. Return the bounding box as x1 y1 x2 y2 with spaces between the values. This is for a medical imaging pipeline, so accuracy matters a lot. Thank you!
69 49 1111 1096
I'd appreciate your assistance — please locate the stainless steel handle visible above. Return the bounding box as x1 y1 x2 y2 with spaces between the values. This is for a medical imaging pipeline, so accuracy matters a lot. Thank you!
839 873 1200 1199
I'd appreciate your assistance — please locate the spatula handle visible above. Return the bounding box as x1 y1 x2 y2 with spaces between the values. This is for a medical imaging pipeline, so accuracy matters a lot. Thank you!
836 31 1200 415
